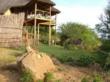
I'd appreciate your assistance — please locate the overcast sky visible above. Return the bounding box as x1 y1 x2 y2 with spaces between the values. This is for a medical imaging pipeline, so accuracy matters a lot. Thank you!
53 0 108 28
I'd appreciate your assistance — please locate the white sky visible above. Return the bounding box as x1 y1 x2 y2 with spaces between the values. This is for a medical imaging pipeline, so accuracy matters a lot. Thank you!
53 0 108 28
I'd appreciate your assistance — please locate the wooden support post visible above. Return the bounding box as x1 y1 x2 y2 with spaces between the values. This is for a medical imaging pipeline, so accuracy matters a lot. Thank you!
55 15 57 46
38 24 40 45
48 6 52 45
34 3 37 45
49 25 51 45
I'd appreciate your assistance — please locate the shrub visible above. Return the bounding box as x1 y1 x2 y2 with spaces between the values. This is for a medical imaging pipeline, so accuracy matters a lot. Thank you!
62 50 94 67
44 72 54 82
100 40 110 52
59 22 101 51
20 70 34 82
104 54 110 70
81 77 89 82
43 72 62 82
81 74 104 82
77 55 93 66
93 74 104 82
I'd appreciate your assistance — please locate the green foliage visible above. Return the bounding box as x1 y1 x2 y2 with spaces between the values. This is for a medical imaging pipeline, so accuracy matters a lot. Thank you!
43 72 61 82
100 40 110 52
81 74 104 82
91 52 107 68
93 74 104 82
37 80 43 82
39 26 56 44
76 54 93 66
97 40 110 70
44 72 54 82
95 2 110 39
104 54 110 70
81 77 89 82
20 70 34 82
59 22 101 51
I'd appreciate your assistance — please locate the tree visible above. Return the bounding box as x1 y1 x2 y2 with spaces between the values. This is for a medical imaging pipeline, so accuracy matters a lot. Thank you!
95 2 110 70
96 1 110 39
95 1 110 53
59 22 101 51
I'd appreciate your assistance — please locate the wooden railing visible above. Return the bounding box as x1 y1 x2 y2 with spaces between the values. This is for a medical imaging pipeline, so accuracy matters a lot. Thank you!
27 9 52 20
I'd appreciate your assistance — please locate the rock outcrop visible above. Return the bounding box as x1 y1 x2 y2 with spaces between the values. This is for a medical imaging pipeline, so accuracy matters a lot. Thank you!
17 46 55 80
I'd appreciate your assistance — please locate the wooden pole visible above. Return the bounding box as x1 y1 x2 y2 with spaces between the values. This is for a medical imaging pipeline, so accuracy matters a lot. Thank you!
34 3 37 45
55 15 57 46
38 24 40 45
49 25 51 45
49 6 52 46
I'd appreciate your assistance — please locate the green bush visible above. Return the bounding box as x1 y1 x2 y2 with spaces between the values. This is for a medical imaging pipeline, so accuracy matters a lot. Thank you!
81 74 104 82
63 39 80 50
100 40 110 52
63 51 94 66
98 40 110 70
93 74 104 82
20 70 34 82
43 72 62 82
44 72 54 82
81 77 89 82
76 54 93 66
104 54 110 70
59 22 101 51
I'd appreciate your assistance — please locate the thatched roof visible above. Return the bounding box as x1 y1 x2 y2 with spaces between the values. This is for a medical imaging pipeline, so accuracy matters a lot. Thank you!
51 7 60 15
0 0 31 13
37 0 55 6
0 0 55 13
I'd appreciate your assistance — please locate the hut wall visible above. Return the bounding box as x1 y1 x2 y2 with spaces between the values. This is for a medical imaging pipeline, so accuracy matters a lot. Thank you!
0 13 24 47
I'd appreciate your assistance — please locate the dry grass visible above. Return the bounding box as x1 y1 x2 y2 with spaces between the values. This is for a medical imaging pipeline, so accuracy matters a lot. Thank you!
0 48 22 65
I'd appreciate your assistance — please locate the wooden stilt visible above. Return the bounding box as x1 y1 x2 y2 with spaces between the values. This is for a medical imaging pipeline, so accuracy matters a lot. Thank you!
34 3 37 45
48 6 52 45
55 15 57 46
49 25 51 45
38 24 40 45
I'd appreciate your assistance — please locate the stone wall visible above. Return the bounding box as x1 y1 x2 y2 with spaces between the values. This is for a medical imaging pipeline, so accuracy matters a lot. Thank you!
0 13 24 47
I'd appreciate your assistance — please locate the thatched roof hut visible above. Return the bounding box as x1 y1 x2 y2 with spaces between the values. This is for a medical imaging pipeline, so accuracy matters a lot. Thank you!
0 0 60 47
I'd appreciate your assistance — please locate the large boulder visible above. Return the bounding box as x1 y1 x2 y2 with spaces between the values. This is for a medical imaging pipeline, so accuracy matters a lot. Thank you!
17 46 56 80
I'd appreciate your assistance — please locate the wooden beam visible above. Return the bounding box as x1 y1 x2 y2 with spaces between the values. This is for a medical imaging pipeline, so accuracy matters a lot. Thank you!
39 22 55 26
34 3 37 45
38 24 40 45
49 6 52 46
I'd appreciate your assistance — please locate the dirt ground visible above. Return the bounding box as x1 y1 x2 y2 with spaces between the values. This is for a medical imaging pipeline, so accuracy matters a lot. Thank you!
0 66 83 82
0 63 110 82
0 69 20 82
0 62 94 82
